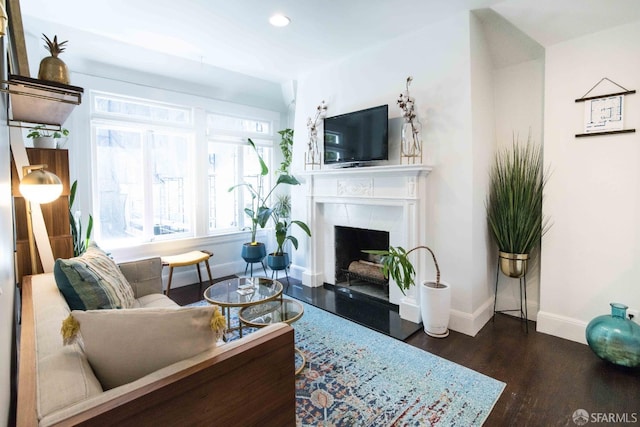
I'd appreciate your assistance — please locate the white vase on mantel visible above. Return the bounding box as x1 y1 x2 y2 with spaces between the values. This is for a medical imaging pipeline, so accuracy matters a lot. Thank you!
420 280 451 338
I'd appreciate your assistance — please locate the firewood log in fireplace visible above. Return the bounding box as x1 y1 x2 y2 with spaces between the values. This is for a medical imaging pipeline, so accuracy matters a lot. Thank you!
346 260 386 284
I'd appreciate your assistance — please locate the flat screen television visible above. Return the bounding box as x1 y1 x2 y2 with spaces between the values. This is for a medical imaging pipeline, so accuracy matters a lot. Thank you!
323 104 388 166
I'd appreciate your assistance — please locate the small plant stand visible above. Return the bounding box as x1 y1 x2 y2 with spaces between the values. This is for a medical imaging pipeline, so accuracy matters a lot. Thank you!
492 263 529 333
245 260 267 278
270 266 290 290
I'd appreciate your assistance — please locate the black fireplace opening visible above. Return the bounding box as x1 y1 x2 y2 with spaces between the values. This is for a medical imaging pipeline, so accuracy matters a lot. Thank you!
333 226 390 303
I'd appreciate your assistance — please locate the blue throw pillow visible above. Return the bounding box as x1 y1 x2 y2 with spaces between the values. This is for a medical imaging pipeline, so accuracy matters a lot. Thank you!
54 243 136 310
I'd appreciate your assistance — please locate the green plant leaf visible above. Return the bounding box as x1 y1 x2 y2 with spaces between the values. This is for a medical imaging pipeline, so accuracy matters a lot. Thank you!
85 215 93 249
290 220 311 236
276 174 300 186
69 180 78 208
256 206 272 228
286 235 299 250
486 135 550 254
247 138 269 176
276 128 294 175
362 245 441 293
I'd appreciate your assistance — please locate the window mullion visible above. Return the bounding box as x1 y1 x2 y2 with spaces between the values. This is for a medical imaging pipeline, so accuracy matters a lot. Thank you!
236 146 245 232
143 131 155 241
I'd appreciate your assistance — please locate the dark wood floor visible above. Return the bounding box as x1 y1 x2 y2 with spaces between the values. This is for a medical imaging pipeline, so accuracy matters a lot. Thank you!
170 280 640 427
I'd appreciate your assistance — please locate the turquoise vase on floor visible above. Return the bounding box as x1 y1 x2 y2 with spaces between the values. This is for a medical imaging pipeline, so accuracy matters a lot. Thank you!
585 303 640 368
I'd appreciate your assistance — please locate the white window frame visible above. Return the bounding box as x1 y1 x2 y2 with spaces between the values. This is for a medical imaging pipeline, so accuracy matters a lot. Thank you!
84 83 280 252
206 111 276 235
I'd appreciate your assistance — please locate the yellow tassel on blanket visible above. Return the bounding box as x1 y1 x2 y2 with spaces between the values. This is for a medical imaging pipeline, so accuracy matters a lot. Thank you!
61 314 80 345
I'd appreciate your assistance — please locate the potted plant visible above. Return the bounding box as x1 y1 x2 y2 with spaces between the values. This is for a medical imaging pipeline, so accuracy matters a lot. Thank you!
365 245 451 338
27 125 69 149
69 180 94 256
486 136 550 278
267 194 311 276
228 132 301 272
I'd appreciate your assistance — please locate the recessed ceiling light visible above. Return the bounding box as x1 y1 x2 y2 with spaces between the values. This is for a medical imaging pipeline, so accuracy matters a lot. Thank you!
269 14 291 27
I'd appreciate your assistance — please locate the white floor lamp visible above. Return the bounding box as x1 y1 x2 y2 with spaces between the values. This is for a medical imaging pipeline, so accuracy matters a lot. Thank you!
19 165 63 274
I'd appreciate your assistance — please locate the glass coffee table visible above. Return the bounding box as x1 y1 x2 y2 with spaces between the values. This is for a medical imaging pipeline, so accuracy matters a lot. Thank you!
203 277 283 338
239 298 305 375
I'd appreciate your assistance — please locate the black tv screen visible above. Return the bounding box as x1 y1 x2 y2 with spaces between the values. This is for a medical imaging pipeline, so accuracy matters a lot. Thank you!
323 105 388 165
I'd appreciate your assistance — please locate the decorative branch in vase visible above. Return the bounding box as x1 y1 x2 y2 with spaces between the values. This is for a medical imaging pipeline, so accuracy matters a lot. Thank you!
305 100 327 169
397 76 422 161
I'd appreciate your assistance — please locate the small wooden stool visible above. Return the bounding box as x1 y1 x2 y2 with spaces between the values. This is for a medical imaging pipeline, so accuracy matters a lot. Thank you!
161 250 213 297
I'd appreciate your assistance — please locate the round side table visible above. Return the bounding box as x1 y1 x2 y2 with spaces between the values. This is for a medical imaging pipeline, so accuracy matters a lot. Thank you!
239 298 305 375
203 277 283 338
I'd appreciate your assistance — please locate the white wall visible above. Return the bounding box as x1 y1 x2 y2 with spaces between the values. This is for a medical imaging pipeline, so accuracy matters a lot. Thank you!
539 21 640 343
293 12 498 335
492 58 545 320
467 12 497 331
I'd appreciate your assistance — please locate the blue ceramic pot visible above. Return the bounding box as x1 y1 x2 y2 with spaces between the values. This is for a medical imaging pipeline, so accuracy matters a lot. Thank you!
267 253 290 271
585 303 640 368
241 243 266 263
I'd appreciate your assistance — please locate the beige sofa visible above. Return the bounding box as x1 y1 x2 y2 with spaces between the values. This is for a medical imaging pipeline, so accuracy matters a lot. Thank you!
18 257 295 426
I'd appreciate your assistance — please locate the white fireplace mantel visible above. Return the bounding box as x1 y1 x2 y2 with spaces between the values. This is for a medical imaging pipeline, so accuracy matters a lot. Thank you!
301 164 432 324
301 164 431 177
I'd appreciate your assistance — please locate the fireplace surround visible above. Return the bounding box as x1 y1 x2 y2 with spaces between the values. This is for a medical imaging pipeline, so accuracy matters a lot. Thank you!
301 164 432 323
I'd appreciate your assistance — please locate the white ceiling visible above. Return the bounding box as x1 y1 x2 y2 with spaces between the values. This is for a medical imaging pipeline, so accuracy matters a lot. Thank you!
17 0 640 85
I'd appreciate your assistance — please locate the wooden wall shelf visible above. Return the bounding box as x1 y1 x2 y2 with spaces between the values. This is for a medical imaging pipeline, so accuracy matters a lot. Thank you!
3 74 83 126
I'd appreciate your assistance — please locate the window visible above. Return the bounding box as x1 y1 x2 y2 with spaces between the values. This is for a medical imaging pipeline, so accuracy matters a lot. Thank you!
94 124 194 246
94 94 192 125
92 93 195 246
91 91 277 248
206 112 273 234
207 113 270 135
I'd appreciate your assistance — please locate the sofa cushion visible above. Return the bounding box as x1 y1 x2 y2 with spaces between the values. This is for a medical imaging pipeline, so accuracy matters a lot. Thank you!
132 293 180 309
29 273 104 420
64 305 225 389
118 257 163 298
54 243 136 310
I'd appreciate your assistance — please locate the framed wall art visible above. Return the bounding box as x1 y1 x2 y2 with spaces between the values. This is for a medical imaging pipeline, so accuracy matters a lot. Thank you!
575 77 636 138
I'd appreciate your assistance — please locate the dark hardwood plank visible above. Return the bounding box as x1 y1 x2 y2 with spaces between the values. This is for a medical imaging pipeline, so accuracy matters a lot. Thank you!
174 279 640 426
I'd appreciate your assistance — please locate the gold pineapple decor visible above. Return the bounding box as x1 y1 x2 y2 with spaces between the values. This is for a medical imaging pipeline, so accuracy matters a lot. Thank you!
38 34 70 85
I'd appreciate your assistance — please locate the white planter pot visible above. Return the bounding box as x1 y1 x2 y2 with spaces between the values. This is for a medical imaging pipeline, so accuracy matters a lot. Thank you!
32 136 57 149
420 280 451 338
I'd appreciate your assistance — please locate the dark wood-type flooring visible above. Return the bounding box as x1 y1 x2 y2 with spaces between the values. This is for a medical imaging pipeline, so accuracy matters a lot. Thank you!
170 277 639 427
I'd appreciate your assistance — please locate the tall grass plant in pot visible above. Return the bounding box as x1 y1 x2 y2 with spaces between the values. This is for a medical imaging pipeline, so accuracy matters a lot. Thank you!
486 137 550 277
365 245 450 337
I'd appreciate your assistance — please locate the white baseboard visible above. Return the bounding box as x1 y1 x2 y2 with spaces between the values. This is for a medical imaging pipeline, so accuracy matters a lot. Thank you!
300 269 324 287
400 297 421 324
449 295 546 337
288 264 305 281
494 293 540 322
448 297 495 337
536 311 588 344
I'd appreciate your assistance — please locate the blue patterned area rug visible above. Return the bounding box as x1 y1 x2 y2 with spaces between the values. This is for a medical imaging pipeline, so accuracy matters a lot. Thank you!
188 300 505 426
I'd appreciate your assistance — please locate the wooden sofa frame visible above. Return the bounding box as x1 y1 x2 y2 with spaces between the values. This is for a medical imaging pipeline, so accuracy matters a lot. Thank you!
17 275 296 426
